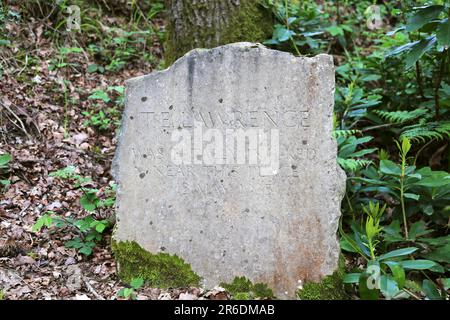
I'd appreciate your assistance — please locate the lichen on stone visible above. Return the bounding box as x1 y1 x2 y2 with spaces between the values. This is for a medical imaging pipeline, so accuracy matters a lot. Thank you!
112 240 200 287
296 256 348 300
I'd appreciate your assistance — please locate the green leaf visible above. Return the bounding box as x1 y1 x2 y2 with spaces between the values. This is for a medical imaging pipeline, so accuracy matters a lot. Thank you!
0 39 11 46
117 288 127 297
385 41 419 58
60 47 83 55
436 18 450 46
123 288 133 298
358 272 379 300
378 247 418 261
343 273 361 284
340 238 359 253
88 90 110 103
0 153 12 167
424 244 450 263
95 223 106 233
406 5 445 32
32 214 53 232
413 174 450 187
87 64 100 73
405 36 437 69
274 26 295 42
65 239 84 249
326 25 345 37
401 137 411 155
80 193 98 212
404 193 420 200
408 221 432 240
130 278 144 289
379 160 401 176
79 245 93 256
400 259 437 270
388 263 406 289
380 275 400 299
441 278 450 290
422 280 442 300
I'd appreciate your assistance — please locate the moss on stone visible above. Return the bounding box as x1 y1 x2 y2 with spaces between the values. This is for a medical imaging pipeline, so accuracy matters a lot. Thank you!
164 0 273 65
112 240 201 288
296 256 348 300
220 276 274 299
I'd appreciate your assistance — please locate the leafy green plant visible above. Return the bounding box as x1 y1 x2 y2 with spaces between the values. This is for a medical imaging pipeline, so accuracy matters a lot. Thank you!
335 131 376 172
263 0 329 55
117 278 144 300
341 201 445 300
353 138 449 239
83 86 124 130
32 210 110 256
32 167 115 256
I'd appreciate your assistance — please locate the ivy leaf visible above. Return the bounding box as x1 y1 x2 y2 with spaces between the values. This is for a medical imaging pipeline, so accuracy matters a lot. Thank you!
404 36 437 69
436 18 450 47
406 5 445 32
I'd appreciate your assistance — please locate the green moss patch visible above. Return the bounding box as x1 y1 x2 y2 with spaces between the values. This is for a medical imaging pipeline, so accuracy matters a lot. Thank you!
165 0 273 65
220 276 274 300
112 240 200 288
297 256 348 300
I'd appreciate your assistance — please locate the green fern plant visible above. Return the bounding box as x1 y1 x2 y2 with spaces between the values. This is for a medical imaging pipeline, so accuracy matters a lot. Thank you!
336 133 377 172
401 121 450 142
374 108 429 124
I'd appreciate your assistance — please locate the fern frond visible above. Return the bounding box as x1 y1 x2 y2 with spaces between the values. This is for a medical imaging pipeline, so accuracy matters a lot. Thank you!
400 121 450 142
337 158 372 172
333 129 362 138
374 108 429 124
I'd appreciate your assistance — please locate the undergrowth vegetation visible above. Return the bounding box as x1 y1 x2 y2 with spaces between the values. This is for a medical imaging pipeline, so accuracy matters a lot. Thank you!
264 0 449 299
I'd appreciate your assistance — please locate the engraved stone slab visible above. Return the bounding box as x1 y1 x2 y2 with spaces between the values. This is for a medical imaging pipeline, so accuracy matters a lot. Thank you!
113 42 346 298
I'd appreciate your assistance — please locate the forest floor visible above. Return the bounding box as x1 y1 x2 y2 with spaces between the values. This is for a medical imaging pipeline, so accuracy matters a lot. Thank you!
0 4 230 300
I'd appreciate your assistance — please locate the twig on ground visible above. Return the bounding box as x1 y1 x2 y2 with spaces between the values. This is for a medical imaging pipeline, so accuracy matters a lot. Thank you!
83 278 105 300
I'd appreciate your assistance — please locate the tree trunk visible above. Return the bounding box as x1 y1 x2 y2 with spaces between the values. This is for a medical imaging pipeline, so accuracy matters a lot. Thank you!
164 0 272 65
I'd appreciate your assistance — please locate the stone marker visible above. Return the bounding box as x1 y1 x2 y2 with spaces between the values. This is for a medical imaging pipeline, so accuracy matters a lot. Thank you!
112 42 346 299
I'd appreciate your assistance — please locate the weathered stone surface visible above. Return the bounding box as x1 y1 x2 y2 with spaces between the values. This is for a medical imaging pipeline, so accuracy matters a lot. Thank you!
113 42 346 299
